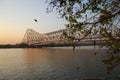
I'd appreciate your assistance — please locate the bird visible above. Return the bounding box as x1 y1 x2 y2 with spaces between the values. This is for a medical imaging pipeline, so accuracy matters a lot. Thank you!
34 19 37 22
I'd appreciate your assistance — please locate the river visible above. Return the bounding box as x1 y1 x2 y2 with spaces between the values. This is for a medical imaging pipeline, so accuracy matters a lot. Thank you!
0 46 120 80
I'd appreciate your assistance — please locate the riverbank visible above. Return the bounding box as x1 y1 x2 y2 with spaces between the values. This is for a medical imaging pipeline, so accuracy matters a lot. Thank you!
0 43 103 49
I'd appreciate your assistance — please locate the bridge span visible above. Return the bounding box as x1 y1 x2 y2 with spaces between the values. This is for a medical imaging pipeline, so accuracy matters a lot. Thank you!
21 15 120 46
21 28 110 46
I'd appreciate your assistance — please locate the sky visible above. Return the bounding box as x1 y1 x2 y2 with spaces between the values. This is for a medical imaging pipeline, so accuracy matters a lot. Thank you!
0 0 66 44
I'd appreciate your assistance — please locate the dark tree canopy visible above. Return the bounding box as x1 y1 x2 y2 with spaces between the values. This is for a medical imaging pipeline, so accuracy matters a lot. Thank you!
47 0 120 74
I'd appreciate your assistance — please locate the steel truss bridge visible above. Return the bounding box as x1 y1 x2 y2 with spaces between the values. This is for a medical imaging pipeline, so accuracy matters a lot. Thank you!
22 15 120 46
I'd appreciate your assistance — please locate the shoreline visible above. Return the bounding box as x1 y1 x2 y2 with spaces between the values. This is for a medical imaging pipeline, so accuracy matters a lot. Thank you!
0 43 103 49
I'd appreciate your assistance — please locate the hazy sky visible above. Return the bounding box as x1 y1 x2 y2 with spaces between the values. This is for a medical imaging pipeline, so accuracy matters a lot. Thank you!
0 0 66 44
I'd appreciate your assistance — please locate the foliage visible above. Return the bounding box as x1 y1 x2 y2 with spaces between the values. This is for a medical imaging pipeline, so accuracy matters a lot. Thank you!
46 0 120 74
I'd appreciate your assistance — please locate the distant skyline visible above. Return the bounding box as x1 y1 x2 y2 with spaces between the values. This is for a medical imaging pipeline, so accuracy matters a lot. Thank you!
0 0 66 44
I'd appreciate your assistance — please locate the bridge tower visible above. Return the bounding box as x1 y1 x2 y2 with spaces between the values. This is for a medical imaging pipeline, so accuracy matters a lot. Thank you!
22 29 42 45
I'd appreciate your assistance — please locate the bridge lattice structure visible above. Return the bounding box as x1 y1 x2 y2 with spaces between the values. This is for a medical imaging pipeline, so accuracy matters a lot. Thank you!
22 15 120 45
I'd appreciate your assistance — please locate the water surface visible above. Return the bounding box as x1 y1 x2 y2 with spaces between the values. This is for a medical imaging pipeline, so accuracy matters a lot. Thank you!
0 47 120 80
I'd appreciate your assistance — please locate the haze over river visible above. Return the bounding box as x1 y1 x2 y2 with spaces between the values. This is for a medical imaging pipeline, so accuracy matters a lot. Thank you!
0 46 120 80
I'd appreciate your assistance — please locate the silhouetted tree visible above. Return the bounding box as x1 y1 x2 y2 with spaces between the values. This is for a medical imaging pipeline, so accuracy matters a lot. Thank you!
47 0 120 74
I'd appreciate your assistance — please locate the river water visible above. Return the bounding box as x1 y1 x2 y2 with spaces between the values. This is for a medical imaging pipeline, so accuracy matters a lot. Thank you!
0 46 120 80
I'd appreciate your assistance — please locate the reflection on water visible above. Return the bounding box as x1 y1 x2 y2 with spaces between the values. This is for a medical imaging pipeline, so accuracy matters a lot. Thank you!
0 47 120 80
